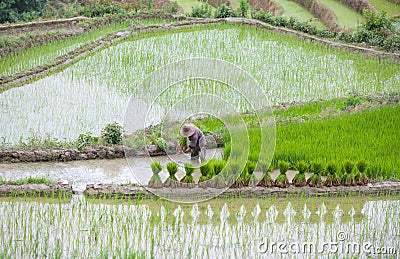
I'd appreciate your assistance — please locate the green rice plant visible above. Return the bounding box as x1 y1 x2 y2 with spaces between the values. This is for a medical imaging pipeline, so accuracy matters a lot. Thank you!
247 161 258 187
181 162 195 188
324 162 341 187
307 162 323 187
222 142 231 160
344 160 355 175
258 162 274 187
148 161 163 188
178 136 187 150
164 162 179 188
198 161 214 188
233 165 249 188
341 161 355 186
293 160 308 187
275 160 289 188
209 159 228 188
224 162 241 188
213 159 226 176
355 160 369 185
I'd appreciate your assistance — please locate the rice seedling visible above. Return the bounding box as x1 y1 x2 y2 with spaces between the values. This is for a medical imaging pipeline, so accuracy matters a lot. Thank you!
257 162 274 187
324 161 341 187
307 162 323 187
198 161 214 188
148 161 163 188
292 160 308 187
163 162 179 187
209 159 227 188
181 162 195 187
355 160 369 185
275 160 290 188
341 160 355 186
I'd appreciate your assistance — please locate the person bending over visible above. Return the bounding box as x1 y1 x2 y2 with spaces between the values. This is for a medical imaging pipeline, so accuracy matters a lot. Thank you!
180 123 206 162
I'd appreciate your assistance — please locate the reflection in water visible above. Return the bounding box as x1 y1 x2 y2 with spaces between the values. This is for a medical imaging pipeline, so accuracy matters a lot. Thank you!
0 198 398 258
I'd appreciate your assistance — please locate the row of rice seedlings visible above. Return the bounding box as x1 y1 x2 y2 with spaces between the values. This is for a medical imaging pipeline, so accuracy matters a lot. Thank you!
1 23 399 145
0 197 398 257
147 158 370 188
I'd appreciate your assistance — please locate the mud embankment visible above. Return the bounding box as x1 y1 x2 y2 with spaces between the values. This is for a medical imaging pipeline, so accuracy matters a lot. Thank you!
247 0 283 16
289 0 341 31
0 133 223 163
338 0 373 14
0 181 399 198
84 181 400 199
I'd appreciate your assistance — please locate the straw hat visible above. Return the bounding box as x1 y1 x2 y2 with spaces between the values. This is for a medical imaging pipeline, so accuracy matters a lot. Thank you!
180 123 196 137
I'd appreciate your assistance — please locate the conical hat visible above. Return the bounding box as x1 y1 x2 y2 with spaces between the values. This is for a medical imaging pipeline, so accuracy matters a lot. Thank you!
180 123 196 137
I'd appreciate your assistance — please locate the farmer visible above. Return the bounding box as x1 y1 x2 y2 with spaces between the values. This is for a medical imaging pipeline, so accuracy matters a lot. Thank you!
180 123 206 162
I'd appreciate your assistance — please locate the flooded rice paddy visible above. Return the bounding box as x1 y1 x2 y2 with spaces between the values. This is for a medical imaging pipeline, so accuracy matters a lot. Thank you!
1 25 399 144
0 196 398 258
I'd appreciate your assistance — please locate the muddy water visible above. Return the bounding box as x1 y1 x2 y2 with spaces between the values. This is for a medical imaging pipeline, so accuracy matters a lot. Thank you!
0 148 223 190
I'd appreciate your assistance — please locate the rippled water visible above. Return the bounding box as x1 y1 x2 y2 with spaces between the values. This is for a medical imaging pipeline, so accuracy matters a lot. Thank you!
0 148 223 189
0 197 398 258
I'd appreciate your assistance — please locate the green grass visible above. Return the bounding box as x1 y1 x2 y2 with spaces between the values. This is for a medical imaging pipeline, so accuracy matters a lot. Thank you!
274 0 326 28
0 176 53 185
319 0 363 29
368 0 400 17
176 0 207 13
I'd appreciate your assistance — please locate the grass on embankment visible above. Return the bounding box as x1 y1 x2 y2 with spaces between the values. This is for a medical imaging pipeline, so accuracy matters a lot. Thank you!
176 0 212 13
368 0 400 17
0 176 53 185
319 0 363 29
274 0 326 28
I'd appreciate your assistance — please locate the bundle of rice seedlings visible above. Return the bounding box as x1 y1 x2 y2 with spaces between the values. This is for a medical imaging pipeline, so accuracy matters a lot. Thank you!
164 162 179 188
275 160 290 188
324 162 340 187
293 160 308 187
341 160 355 186
258 162 274 187
148 161 163 188
355 160 369 185
198 161 214 188
181 162 195 188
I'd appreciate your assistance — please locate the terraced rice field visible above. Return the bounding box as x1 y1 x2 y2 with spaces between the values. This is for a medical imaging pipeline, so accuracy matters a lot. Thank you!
1 24 398 145
274 0 325 28
319 0 363 29
368 0 400 16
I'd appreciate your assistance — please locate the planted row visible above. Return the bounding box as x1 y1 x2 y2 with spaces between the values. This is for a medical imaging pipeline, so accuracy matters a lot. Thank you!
148 159 370 188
